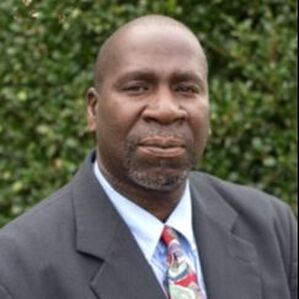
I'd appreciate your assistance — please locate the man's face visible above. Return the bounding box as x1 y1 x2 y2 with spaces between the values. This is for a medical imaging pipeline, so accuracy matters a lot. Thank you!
88 26 210 192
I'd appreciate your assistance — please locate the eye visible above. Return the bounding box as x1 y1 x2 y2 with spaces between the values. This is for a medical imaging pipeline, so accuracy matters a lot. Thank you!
122 82 149 94
175 84 200 95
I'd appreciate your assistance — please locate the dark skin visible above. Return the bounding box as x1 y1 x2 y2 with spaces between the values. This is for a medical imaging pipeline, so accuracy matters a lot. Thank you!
87 17 210 221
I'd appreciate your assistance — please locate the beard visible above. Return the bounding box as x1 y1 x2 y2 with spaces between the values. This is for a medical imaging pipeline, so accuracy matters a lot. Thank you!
123 132 198 192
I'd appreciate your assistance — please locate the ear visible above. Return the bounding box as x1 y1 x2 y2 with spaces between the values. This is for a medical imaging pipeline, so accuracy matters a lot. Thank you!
86 87 100 132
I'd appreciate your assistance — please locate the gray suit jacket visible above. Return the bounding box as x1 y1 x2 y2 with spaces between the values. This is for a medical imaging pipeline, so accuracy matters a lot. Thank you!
0 153 297 299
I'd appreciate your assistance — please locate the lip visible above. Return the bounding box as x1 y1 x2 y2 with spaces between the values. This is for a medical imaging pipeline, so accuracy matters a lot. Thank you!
139 136 185 147
138 136 185 158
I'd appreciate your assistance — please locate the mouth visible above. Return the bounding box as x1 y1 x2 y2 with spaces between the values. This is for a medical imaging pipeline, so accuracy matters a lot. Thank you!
138 136 186 158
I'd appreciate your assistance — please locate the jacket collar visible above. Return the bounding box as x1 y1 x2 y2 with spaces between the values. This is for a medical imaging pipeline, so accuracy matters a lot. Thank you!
189 173 262 299
71 152 166 299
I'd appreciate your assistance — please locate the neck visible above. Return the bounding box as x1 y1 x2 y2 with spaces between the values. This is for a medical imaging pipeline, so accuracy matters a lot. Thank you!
97 160 187 222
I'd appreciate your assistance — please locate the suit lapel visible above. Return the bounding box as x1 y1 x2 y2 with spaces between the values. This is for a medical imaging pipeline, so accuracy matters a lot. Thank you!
90 221 166 299
71 154 165 299
190 173 262 299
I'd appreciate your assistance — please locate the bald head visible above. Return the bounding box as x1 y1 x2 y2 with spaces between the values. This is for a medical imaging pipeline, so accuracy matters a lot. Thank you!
93 15 208 90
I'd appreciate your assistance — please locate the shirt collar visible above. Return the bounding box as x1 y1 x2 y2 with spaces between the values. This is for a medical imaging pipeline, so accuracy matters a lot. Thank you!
165 182 196 251
93 161 195 260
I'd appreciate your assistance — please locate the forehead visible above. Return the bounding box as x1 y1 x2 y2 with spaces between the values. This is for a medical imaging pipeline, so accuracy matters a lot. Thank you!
101 25 207 83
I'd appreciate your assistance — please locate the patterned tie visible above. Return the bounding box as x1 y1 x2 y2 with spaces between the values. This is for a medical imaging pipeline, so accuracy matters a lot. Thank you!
161 226 205 299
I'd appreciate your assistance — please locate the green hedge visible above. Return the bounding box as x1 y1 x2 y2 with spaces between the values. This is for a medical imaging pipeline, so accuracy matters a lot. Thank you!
0 0 297 227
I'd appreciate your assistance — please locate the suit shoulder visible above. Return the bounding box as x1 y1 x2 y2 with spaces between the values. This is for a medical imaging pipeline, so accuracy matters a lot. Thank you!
0 182 78 298
189 171 294 223
0 182 74 253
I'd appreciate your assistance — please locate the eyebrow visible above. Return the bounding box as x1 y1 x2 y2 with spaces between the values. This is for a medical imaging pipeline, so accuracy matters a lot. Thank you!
171 72 204 83
114 69 206 89
114 70 156 85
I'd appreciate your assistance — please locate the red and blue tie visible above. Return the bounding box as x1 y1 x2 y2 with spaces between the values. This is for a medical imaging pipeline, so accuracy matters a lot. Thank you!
161 226 205 299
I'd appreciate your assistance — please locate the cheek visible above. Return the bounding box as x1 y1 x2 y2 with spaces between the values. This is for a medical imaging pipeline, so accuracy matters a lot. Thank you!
96 97 143 144
95 107 126 167
188 102 210 145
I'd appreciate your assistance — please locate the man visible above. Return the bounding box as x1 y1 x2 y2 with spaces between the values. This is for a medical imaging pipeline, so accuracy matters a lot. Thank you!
0 15 297 299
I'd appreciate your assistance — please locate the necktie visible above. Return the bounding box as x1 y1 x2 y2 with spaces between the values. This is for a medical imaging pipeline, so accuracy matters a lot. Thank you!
161 226 205 299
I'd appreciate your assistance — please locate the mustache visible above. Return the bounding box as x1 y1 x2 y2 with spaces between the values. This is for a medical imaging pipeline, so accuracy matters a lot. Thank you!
125 130 195 157
128 126 190 143
128 133 188 147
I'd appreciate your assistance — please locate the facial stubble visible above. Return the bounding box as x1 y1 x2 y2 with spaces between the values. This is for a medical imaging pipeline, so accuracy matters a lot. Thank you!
123 135 198 192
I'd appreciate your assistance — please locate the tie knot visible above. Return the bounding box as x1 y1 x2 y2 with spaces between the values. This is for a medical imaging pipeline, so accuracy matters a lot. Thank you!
161 226 180 247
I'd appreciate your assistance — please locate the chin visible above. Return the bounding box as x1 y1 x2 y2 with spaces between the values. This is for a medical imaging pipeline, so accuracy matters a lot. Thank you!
128 168 189 192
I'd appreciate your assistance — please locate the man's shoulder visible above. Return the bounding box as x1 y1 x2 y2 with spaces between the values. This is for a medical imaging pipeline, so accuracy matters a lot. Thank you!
0 182 74 250
189 171 294 223
0 180 88 299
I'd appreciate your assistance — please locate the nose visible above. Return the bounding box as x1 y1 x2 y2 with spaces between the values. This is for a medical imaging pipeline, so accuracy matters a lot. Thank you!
142 87 187 125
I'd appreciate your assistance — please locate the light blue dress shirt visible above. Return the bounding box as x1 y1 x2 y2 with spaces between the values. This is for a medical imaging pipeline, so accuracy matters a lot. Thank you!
93 162 207 297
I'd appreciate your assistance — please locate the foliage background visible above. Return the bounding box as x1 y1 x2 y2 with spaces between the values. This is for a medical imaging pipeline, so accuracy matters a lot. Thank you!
0 0 297 227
